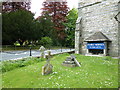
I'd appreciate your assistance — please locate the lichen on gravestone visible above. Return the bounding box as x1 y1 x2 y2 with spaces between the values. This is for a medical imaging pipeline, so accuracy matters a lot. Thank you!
42 58 53 75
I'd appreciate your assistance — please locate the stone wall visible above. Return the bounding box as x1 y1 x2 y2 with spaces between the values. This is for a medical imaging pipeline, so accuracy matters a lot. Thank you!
118 2 120 57
75 0 120 57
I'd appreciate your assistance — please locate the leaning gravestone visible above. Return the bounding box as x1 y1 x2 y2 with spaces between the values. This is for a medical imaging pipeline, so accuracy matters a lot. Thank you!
42 55 53 75
62 55 81 67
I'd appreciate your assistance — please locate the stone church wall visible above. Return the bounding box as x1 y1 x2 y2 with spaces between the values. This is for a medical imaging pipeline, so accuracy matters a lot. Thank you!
75 0 120 57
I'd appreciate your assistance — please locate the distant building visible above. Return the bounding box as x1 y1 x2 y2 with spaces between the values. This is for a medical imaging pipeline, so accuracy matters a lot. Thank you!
75 0 120 57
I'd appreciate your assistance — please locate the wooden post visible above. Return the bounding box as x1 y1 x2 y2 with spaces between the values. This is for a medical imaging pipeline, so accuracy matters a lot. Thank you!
30 47 32 56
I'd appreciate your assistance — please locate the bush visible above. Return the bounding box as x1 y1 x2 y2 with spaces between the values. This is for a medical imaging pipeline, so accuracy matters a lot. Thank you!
2 57 45 73
40 37 53 48
14 41 20 46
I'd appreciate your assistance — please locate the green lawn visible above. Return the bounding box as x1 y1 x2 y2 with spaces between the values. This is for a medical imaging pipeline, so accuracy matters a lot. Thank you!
1 53 118 88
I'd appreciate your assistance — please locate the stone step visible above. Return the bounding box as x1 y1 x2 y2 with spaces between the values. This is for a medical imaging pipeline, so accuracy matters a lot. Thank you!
63 61 75 64
66 58 72 61
66 56 72 59
66 58 75 61
62 63 76 67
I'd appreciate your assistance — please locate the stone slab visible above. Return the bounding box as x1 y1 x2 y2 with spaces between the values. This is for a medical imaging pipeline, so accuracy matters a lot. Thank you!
62 63 76 67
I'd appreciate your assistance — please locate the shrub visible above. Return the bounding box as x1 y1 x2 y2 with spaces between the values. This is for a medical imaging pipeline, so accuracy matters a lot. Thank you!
14 41 20 46
40 37 53 48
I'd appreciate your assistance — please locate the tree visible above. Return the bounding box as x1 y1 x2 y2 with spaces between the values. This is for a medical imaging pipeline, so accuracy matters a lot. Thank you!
41 0 69 42
0 14 1 46
2 2 39 45
63 8 78 47
40 37 53 48
2 9 35 45
36 11 55 44
37 12 55 38
2 2 31 13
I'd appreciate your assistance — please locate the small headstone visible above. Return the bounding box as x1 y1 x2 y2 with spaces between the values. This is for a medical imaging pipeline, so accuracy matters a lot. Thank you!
62 55 81 67
42 58 53 75
46 50 52 59
39 46 45 58
47 50 51 57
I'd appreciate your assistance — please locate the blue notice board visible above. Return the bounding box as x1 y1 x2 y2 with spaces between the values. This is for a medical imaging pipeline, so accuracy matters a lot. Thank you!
87 43 105 49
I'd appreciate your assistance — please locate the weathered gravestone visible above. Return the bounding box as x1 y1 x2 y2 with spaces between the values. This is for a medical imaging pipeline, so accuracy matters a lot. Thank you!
46 50 51 58
39 46 45 58
62 55 81 67
42 55 53 75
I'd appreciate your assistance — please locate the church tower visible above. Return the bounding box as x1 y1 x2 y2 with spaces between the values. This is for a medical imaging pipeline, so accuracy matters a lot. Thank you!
75 0 120 57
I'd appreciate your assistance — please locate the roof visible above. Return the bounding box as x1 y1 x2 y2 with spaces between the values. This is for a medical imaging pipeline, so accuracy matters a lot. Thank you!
84 31 111 42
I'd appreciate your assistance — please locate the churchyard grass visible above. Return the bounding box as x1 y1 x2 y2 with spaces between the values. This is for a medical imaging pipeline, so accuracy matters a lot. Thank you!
2 57 45 73
2 53 118 88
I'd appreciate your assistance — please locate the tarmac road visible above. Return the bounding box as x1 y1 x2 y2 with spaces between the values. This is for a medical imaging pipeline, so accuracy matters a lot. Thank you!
1 49 74 61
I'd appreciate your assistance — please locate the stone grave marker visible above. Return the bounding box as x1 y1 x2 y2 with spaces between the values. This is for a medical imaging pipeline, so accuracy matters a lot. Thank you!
46 50 51 59
62 55 81 67
39 46 45 58
42 55 53 75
